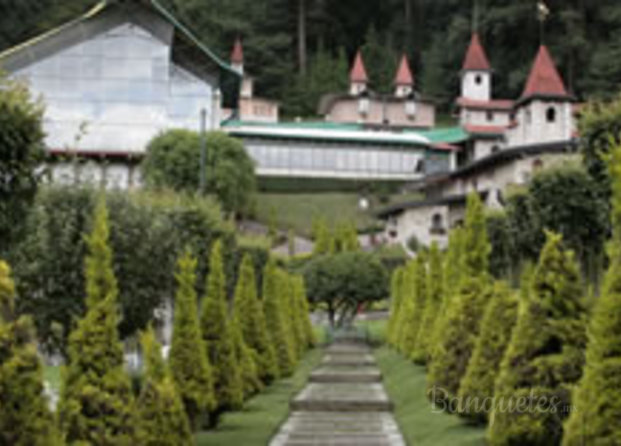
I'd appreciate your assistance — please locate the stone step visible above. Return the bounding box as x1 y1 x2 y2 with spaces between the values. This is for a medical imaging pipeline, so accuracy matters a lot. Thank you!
310 366 381 383
290 383 393 412
321 353 376 367
325 343 372 354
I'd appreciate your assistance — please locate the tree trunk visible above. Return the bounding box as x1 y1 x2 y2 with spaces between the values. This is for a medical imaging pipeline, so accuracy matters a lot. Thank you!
298 0 307 76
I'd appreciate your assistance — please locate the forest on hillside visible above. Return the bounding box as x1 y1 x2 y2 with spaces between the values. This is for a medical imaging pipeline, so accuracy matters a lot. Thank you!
1 0 620 118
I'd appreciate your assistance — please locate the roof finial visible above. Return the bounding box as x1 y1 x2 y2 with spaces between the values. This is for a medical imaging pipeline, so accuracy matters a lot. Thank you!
537 1 550 44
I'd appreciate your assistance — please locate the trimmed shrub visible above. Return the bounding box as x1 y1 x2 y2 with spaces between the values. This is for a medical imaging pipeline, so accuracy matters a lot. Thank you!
201 240 243 420
57 197 137 444
412 242 443 364
409 253 428 363
169 251 215 429
231 314 263 398
562 147 621 446
457 281 518 423
276 269 298 365
387 266 405 347
396 261 417 355
136 327 193 446
0 261 60 446
487 232 587 446
427 193 491 407
233 254 278 383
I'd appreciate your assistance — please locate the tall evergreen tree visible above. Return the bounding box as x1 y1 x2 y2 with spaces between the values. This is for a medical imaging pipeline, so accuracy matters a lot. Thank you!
293 275 315 348
387 266 405 347
487 232 586 446
57 196 137 444
233 254 278 383
563 147 621 446
231 313 262 398
457 281 518 424
136 327 193 446
412 242 443 364
408 252 428 362
201 240 243 421
169 250 215 429
0 261 60 446
396 261 417 354
428 193 492 407
277 270 299 364
263 258 294 376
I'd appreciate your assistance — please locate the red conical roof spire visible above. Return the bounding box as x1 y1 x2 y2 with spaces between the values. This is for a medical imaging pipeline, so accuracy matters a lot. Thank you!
462 33 491 71
394 54 414 86
231 36 244 64
521 45 569 99
350 49 368 83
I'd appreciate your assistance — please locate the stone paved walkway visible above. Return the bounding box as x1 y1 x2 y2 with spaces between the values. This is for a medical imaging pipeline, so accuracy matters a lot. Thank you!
270 335 406 446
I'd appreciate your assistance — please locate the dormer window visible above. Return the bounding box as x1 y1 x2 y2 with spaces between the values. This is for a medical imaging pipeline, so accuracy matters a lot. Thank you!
546 107 557 123
358 91 370 116
486 111 494 122
405 92 417 118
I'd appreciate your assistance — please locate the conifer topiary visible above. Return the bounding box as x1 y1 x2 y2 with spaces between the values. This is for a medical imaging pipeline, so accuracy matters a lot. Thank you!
562 148 621 446
201 240 243 421
412 242 443 364
427 193 492 407
231 313 262 398
263 258 294 376
387 266 405 347
287 273 306 358
487 232 586 446
136 327 193 446
0 261 60 446
457 281 518 423
293 276 315 348
410 252 429 363
395 261 417 354
233 254 278 383
169 250 215 429
277 270 298 364
57 196 137 444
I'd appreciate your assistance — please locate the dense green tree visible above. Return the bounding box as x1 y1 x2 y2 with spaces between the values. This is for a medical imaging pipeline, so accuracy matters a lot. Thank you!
408 253 428 363
395 262 417 355
169 250 216 429
0 261 60 446
312 218 334 255
562 147 621 446
361 26 397 94
136 327 193 446
263 258 295 376
57 197 137 444
487 232 587 446
0 75 45 253
230 313 262 399
457 281 518 424
292 275 315 348
303 251 388 327
233 254 278 383
412 242 443 364
277 270 299 363
287 274 307 358
427 193 491 407
201 240 243 421
486 210 512 279
387 266 405 347
142 130 256 214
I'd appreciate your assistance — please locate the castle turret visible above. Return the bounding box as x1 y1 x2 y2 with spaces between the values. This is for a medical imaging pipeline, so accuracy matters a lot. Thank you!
394 54 414 98
349 49 368 96
461 33 491 101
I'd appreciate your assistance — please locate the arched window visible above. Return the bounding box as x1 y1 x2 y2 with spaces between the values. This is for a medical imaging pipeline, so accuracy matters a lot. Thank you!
430 213 446 235
475 74 482 85
546 107 557 123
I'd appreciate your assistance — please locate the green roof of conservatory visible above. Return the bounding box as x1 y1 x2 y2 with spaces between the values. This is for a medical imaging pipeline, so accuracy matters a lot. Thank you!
415 127 469 144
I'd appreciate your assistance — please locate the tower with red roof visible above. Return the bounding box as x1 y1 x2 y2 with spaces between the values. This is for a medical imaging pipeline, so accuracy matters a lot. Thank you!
461 33 492 101
394 54 414 98
349 49 368 95
510 45 574 145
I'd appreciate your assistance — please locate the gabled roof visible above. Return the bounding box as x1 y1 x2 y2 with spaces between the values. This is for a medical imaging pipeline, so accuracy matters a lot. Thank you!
0 0 241 107
350 49 368 83
394 54 414 86
231 36 243 64
520 45 570 102
462 33 491 71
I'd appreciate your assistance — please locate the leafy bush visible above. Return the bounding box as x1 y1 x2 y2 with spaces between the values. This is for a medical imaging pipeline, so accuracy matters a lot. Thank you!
142 130 256 214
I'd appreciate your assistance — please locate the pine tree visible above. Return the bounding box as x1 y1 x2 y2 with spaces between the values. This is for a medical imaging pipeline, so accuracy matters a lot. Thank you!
293 275 315 348
412 242 443 364
201 240 243 421
396 261 417 354
169 250 215 429
277 270 298 364
562 148 621 446
427 193 492 407
231 313 263 398
313 218 334 255
456 281 518 423
57 196 137 444
136 327 193 446
487 232 586 446
0 261 60 446
233 254 278 383
387 266 405 347
286 273 306 359
408 252 428 362
263 258 294 376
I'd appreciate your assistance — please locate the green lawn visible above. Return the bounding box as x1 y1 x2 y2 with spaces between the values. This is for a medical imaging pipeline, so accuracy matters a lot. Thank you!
375 347 486 446
196 349 322 445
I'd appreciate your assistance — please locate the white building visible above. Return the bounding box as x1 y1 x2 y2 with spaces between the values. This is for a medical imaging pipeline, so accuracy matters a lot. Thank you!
0 0 241 189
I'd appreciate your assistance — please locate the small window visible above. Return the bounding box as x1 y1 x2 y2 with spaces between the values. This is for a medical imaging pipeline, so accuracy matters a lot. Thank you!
491 145 500 154
486 111 494 122
475 74 482 85
546 107 557 123
430 213 446 235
